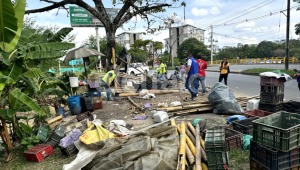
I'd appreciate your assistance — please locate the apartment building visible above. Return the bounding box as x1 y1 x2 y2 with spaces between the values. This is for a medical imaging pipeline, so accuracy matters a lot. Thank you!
116 32 144 50
165 24 205 58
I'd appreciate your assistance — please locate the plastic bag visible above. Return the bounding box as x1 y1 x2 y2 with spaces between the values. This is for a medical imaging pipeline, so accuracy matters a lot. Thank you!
80 125 115 145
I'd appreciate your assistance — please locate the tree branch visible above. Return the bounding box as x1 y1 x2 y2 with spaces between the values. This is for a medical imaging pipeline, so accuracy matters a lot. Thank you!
25 0 70 14
118 3 171 27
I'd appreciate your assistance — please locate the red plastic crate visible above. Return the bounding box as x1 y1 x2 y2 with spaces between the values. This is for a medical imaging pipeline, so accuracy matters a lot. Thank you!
225 128 243 150
24 144 53 162
243 109 273 118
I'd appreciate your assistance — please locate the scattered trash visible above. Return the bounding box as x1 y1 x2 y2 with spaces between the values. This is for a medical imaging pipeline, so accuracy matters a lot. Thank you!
152 111 169 123
170 101 181 107
157 102 168 108
246 99 260 110
226 115 246 124
144 102 151 108
141 93 155 99
132 115 148 120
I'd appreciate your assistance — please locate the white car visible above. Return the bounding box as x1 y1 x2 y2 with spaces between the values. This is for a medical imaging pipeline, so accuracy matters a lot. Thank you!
120 63 149 75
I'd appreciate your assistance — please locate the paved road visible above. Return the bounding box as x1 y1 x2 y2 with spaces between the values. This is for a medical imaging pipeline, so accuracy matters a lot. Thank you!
149 64 300 101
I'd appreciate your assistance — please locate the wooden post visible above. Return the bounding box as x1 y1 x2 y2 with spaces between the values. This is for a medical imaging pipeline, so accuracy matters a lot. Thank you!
179 123 186 170
112 47 118 87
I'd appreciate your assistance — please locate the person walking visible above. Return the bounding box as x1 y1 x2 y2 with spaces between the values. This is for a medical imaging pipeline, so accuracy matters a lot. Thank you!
101 67 119 101
293 57 300 91
158 60 167 81
197 55 208 95
180 62 186 81
185 53 199 100
219 57 230 85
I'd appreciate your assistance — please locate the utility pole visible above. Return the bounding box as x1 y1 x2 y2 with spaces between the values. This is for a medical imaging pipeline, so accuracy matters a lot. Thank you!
210 25 213 65
95 27 101 72
285 0 290 70
169 24 173 67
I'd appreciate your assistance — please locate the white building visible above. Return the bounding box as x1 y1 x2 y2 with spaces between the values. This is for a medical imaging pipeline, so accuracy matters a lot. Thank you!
165 24 205 58
116 32 144 50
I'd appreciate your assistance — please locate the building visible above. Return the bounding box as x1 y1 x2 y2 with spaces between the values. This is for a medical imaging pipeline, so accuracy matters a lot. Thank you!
165 24 205 58
116 32 144 50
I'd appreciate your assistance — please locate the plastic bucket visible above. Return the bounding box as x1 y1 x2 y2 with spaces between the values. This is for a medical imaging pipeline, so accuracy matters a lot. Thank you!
69 77 79 87
67 95 82 115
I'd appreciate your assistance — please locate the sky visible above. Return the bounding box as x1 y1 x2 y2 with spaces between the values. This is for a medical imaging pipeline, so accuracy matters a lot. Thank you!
25 0 300 49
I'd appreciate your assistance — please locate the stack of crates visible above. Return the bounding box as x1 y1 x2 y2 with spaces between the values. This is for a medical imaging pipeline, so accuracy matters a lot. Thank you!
259 76 285 112
205 127 229 169
250 112 300 169
46 124 66 147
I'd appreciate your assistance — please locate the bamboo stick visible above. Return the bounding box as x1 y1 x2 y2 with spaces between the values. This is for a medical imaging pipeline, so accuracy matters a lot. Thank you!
186 127 196 144
187 122 196 137
160 104 211 112
179 123 186 170
186 145 195 165
195 124 202 170
178 126 196 156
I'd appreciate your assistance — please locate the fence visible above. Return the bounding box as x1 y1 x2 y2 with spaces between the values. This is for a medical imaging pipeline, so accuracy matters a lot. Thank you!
212 56 299 65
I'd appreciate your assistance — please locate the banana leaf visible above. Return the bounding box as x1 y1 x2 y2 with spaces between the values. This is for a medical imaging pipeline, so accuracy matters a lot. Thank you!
0 0 26 52
9 88 46 116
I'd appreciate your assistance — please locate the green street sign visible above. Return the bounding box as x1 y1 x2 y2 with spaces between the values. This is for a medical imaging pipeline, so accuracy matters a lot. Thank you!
69 6 119 27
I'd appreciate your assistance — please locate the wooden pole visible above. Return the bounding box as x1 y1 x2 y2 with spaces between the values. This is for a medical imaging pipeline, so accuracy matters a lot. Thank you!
186 127 196 144
0 118 13 152
195 124 202 170
127 96 144 111
187 122 196 137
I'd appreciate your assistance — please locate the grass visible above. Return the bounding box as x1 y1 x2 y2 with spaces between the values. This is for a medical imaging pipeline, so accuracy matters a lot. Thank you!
0 145 75 170
241 68 296 77
229 149 250 170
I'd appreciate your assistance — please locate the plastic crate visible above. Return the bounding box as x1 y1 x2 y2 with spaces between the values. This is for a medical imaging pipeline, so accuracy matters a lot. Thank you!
250 140 300 170
36 125 49 142
250 157 268 170
260 76 285 86
54 124 66 138
253 111 300 151
224 128 242 150
232 117 258 135
59 143 78 157
46 133 63 148
206 150 229 170
243 109 273 118
205 127 226 151
259 103 283 112
24 144 53 162
260 94 284 105
261 85 284 95
76 111 94 122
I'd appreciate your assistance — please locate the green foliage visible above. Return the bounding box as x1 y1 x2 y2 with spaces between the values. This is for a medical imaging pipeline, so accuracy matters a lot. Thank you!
128 48 148 62
177 38 210 60
0 0 26 52
21 136 40 149
256 41 277 58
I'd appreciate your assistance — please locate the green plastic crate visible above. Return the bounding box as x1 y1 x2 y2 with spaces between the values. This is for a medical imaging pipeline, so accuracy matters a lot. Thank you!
206 150 229 169
37 125 49 142
253 111 300 151
205 127 226 152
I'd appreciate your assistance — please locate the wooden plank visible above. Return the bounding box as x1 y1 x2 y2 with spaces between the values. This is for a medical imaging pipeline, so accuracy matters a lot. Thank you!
127 96 144 111
46 115 63 125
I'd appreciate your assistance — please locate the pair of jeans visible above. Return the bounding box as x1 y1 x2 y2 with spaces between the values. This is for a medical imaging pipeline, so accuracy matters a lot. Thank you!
180 70 185 81
185 74 199 97
199 76 206 94
101 80 112 100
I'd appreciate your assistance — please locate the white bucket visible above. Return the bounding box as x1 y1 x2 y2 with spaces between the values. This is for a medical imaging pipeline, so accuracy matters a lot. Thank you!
69 77 79 87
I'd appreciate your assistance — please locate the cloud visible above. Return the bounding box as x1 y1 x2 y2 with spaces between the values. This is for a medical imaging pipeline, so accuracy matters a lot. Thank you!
236 21 255 29
191 7 208 16
192 0 223 7
210 6 221 15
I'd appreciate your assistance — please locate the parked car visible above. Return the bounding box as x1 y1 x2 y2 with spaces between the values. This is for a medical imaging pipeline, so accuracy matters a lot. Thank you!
119 63 149 75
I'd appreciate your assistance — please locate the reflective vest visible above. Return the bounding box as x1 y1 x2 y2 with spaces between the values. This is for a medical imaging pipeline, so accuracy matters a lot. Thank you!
102 70 116 85
159 63 166 74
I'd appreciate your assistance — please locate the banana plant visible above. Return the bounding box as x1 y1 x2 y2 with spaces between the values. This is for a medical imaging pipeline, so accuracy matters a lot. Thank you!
0 0 26 52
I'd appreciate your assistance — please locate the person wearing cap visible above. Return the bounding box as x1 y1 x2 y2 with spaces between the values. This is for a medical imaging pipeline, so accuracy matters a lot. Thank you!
101 68 119 100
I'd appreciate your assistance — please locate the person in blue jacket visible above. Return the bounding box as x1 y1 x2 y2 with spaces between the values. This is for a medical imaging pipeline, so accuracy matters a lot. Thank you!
185 52 199 100
293 68 300 91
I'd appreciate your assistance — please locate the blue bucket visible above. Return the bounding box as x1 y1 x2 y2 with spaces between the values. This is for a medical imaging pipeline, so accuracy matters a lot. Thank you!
67 95 82 115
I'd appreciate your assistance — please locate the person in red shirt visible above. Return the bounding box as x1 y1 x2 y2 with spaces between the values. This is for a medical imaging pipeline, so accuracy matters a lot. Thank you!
196 54 208 95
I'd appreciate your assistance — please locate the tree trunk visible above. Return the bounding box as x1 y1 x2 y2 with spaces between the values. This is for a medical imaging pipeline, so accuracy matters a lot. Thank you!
106 27 117 69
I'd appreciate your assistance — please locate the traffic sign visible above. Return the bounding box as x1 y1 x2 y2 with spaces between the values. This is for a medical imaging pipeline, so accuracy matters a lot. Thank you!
69 6 119 27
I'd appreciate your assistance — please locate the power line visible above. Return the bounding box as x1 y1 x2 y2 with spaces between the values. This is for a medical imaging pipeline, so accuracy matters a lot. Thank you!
202 0 275 28
212 5 300 27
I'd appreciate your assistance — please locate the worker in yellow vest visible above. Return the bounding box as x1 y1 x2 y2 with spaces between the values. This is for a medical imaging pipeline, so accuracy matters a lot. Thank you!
101 68 119 101
158 60 167 81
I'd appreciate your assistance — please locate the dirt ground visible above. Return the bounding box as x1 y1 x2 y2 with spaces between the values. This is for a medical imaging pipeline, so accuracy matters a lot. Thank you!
0 81 251 170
